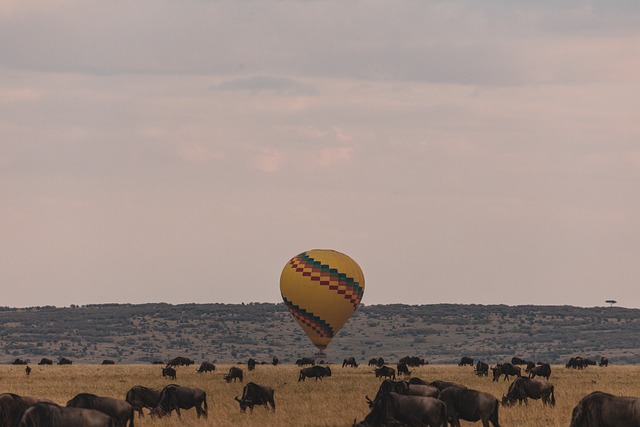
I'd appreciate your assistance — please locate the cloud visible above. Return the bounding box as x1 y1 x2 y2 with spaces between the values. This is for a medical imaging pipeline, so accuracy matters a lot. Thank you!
215 76 317 96
316 146 353 167
253 148 283 173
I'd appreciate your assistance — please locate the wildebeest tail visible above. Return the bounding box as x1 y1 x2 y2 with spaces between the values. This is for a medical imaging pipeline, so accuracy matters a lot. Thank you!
550 387 556 406
129 405 135 427
203 392 208 415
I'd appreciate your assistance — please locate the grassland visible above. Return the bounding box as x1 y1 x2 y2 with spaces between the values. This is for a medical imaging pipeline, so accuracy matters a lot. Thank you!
2 363 640 426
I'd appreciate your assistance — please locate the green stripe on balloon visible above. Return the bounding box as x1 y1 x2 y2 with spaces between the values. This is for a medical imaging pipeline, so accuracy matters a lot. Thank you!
282 295 334 338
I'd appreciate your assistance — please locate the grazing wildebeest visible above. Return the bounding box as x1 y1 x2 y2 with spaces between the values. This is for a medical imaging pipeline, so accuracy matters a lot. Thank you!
397 362 411 377
501 377 556 407
355 392 446 427
0 393 52 427
272 356 279 366
343 357 358 368
235 382 276 413
12 358 28 365
224 367 244 383
475 361 489 377
438 386 501 427
295 357 315 366
166 356 194 367
58 357 73 365
570 391 640 427
125 386 162 418
374 366 396 381
161 367 176 380
66 393 134 427
151 385 208 419
585 358 597 366
399 356 428 367
528 363 552 380
567 357 587 369
37 358 53 365
599 357 609 367
367 380 439 408
247 358 257 371
299 365 332 382
367 357 385 367
492 363 521 382
102 360 115 365
18 402 115 427
459 357 474 366
196 362 216 373
511 357 527 366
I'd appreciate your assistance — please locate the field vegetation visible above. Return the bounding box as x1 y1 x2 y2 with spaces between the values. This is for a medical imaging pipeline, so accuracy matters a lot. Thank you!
2 363 640 426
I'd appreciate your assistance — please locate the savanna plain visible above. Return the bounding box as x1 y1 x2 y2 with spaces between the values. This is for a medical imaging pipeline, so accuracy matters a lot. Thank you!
2 363 639 426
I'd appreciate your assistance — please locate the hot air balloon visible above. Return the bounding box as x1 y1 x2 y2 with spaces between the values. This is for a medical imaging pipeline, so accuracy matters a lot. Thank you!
280 249 365 352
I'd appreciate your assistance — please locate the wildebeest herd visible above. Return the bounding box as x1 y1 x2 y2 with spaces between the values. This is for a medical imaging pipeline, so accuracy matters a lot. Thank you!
2 353 638 426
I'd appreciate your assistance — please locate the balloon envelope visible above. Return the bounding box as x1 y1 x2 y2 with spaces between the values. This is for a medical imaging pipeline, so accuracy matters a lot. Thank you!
280 249 365 350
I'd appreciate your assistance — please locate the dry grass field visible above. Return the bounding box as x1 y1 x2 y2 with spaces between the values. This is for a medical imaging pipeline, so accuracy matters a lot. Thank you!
2 363 640 426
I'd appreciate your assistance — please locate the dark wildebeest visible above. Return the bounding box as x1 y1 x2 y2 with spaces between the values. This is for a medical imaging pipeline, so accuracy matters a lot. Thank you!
247 358 257 371
343 357 358 368
355 392 446 427
102 360 115 365
58 357 72 365
12 358 28 365
570 391 640 427
374 366 396 381
272 356 279 366
196 362 216 373
25 366 31 376
501 377 556 407
151 385 208 419
567 357 587 369
511 357 527 366
161 367 176 380
584 358 597 366
125 386 162 418
19 402 116 427
235 382 276 413
37 358 53 365
397 362 411 377
166 356 194 367
438 386 501 427
459 357 474 367
299 365 331 382
417 379 467 391
528 363 552 380
399 356 428 367
224 367 244 383
475 361 489 377
0 393 52 427
367 380 439 408
295 357 315 366
66 393 133 427
599 357 609 367
492 363 521 382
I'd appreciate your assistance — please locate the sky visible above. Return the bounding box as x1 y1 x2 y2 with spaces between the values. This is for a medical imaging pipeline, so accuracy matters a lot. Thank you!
1 1 639 309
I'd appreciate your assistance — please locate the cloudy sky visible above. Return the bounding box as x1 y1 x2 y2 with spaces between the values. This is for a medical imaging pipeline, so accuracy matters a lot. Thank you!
1 1 639 309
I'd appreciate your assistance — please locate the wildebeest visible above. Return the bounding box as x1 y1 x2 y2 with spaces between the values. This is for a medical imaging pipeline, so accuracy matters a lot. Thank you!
374 366 396 381
399 356 428 367
566 357 588 369
475 361 489 377
224 367 244 383
570 391 640 427
397 362 411 376
166 356 194 367
12 358 28 365
491 363 521 382
196 362 216 373
355 392 446 427
66 393 134 427
102 360 115 365
295 357 315 366
343 357 358 368
37 358 53 365
25 366 31 376
235 382 276 413
459 356 474 366
511 357 527 366
161 367 176 380
58 357 72 365
368 357 385 367
272 356 279 366
413 379 467 391
125 386 162 418
19 402 116 427
0 393 52 427
501 377 556 407
247 358 256 371
599 357 609 367
151 385 208 418
367 380 439 408
299 365 332 382
528 363 552 380
438 386 501 427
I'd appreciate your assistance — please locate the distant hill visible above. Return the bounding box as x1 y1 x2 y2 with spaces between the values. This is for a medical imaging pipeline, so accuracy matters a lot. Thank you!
1 303 638 365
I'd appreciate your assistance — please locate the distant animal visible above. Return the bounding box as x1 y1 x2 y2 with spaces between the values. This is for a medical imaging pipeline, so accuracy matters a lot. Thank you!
125 385 162 418
247 358 256 371
566 357 587 369
272 356 279 366
25 366 31 376
584 358 597 366
399 356 428 367
501 377 556 406
475 361 489 377
196 362 216 373
492 363 521 382
66 393 134 427
150 385 208 419
438 386 501 427
162 367 176 380
367 357 385 367
299 365 332 382
18 402 115 427
58 357 72 365
224 367 244 383
396 362 411 376
37 358 53 365
511 357 528 365
1 393 52 427
374 366 396 381
342 357 358 368
295 357 315 366
459 356 474 366
354 392 446 427
528 363 552 380
599 357 609 367
151 361 164 365
166 356 194 367
102 360 115 365
570 391 640 427
235 382 276 413
12 358 28 365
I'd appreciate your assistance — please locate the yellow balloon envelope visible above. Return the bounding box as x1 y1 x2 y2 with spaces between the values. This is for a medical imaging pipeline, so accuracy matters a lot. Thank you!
280 249 365 350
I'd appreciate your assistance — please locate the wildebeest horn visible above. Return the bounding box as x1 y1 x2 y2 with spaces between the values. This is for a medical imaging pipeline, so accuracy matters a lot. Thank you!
365 395 372 403
235 396 241 402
